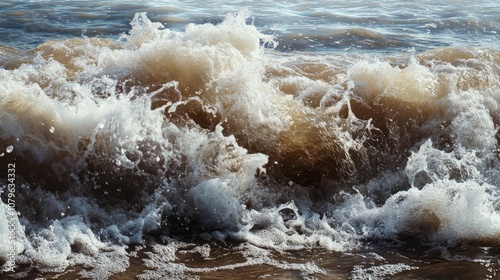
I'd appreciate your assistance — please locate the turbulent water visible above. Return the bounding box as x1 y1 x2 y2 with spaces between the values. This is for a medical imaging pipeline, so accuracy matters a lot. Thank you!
0 1 499 279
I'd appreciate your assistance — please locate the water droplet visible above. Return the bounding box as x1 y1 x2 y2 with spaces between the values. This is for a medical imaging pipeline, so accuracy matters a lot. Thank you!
61 212 65 217
0 153 4 157
6 145 13 153
49 126 55 133
155 156 160 162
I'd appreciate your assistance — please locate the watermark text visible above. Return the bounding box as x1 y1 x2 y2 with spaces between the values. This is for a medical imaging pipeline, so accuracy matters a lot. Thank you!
3 163 17 272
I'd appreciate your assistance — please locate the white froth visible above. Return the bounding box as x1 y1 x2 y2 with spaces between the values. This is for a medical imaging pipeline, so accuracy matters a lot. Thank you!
351 263 418 280
447 90 497 153
0 9 498 279
349 58 443 103
139 242 325 279
237 202 358 252
405 140 482 185
340 178 500 243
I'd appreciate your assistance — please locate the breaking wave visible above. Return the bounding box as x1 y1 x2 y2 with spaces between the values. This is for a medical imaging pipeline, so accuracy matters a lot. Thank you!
0 11 499 278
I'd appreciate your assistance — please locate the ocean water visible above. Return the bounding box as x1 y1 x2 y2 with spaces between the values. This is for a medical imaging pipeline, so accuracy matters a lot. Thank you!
0 1 499 279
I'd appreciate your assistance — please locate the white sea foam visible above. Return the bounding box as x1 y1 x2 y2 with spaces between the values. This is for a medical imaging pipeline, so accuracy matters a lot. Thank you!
0 10 498 279
351 263 419 280
138 241 325 280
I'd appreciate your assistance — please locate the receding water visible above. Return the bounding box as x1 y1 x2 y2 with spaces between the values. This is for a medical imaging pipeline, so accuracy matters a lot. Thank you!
0 1 499 279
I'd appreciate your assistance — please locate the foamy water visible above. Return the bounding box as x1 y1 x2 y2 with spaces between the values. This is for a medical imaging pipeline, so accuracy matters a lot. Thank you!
0 1 499 279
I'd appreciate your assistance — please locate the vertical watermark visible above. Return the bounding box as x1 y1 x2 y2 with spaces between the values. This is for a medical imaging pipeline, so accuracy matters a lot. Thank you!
4 162 16 272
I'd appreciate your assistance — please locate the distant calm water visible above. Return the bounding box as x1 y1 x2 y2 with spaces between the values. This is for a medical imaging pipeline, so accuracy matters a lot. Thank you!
1 0 498 52
0 1 499 279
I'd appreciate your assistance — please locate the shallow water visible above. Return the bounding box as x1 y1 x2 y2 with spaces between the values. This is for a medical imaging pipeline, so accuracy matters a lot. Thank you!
0 1 499 279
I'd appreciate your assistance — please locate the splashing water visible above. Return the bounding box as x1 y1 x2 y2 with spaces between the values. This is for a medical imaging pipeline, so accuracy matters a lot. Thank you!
0 6 499 279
